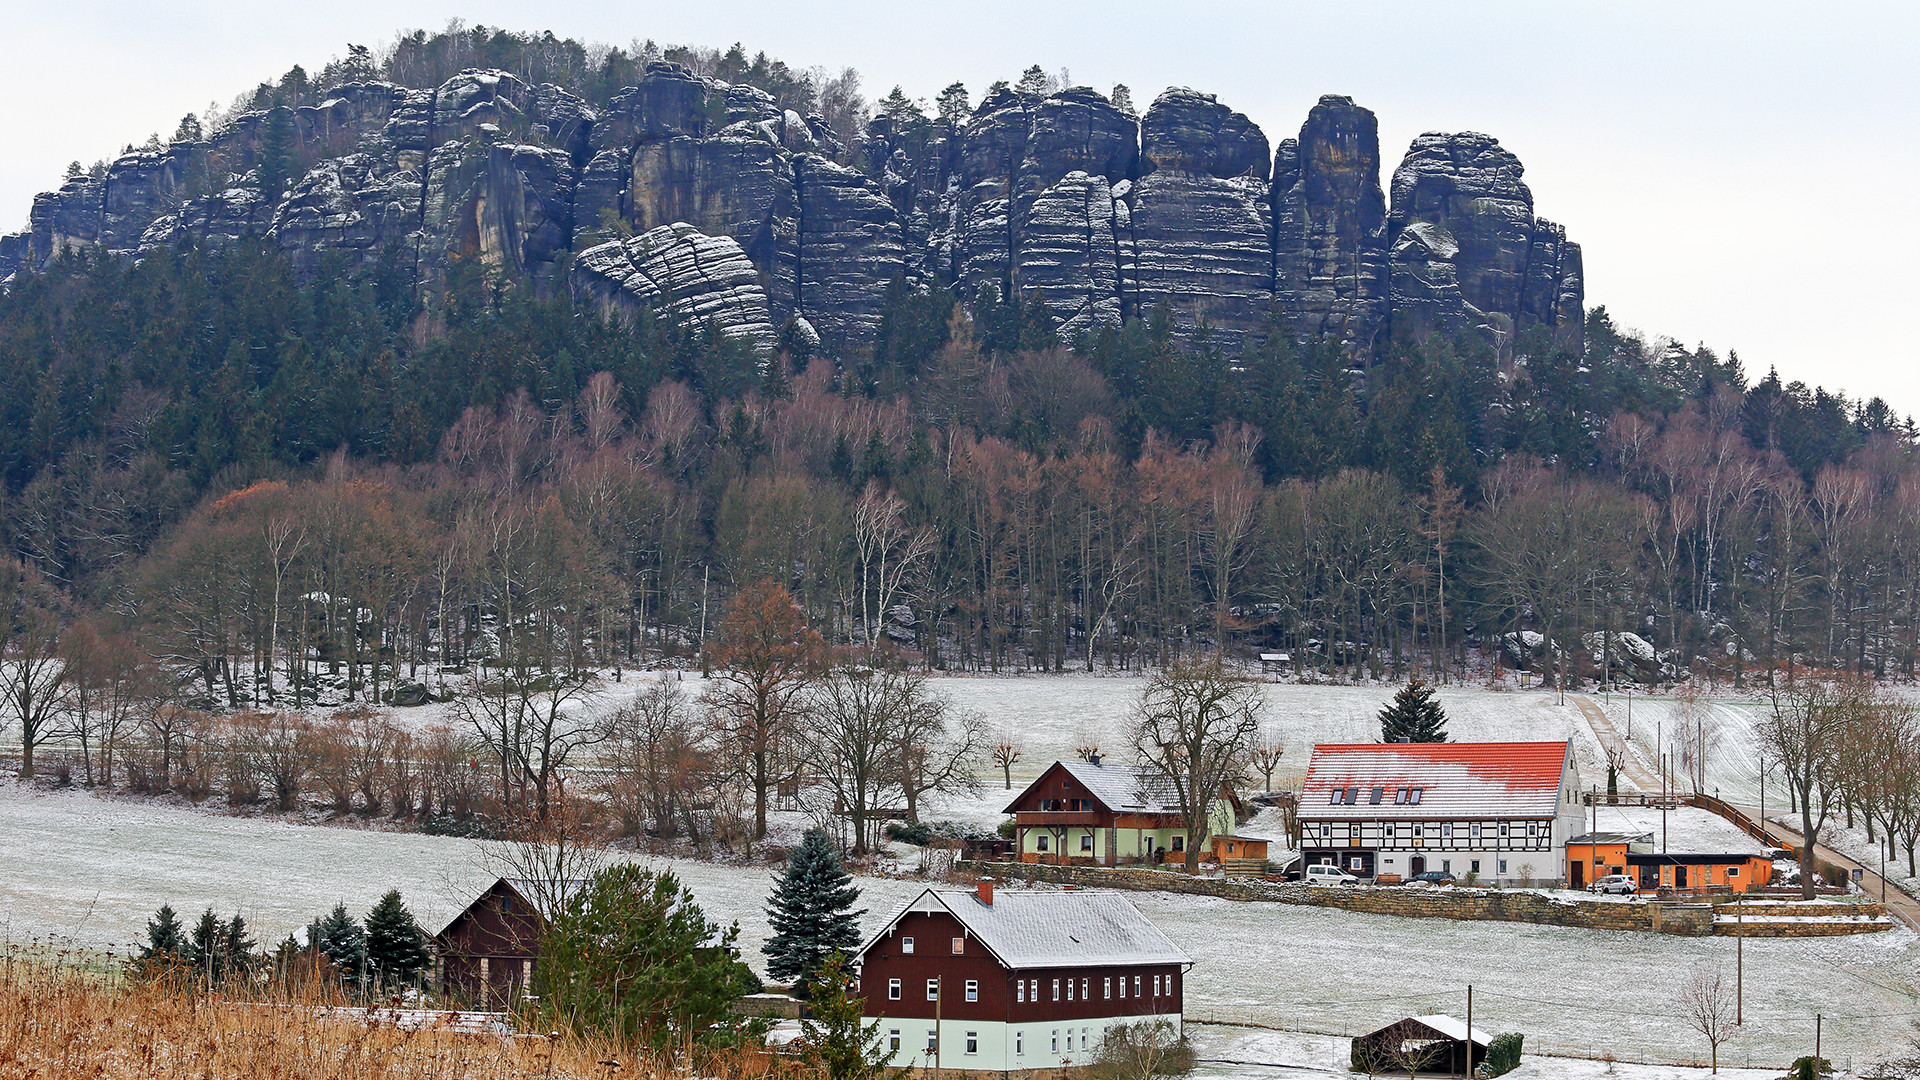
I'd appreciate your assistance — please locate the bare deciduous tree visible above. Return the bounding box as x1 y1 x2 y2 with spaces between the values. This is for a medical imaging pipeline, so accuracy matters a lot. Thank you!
1677 966 1740 1073
990 739 1021 790
1131 656 1262 873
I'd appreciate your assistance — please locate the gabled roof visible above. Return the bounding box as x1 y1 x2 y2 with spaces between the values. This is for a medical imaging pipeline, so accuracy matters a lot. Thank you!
1409 1014 1493 1046
1300 741 1572 820
1003 759 1212 816
857 887 1189 971
434 876 590 938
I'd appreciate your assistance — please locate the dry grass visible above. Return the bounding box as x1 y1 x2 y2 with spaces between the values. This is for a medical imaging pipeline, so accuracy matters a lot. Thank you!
0 961 799 1080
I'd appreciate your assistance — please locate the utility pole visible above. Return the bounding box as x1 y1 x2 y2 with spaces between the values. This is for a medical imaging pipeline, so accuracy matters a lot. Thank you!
698 565 710 672
1466 984 1473 1077
1815 1013 1822 1062
1736 893 1744 1025
934 974 942 1072
1590 786 1599 890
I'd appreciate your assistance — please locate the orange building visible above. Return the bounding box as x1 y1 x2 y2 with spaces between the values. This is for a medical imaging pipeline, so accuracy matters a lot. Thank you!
1566 831 1646 889
1628 852 1774 893
1567 831 1774 893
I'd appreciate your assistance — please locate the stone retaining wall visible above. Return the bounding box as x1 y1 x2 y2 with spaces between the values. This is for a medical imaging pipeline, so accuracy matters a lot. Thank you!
980 862 1889 937
1712 919 1891 937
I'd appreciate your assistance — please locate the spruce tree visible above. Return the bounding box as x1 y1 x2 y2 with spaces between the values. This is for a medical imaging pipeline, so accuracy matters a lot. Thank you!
763 829 865 994
139 903 187 964
802 953 894 1080
1379 677 1449 743
313 902 367 986
223 914 257 983
363 890 431 990
186 907 226 982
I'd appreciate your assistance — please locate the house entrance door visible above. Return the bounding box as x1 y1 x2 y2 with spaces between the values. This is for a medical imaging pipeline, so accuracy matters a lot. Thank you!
1409 856 1426 876
1571 860 1585 889
1675 865 1688 888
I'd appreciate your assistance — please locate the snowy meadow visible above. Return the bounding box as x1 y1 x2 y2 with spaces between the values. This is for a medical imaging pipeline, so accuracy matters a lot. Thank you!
5 674 1919 1071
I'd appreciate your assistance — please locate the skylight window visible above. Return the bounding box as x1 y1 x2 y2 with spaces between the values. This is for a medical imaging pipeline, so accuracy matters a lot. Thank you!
1394 787 1407 804
1408 788 1423 805
1369 786 1384 804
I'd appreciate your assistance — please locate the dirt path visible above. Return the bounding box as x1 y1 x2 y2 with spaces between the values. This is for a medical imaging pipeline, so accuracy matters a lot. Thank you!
1738 812 1920 931
1572 695 1662 791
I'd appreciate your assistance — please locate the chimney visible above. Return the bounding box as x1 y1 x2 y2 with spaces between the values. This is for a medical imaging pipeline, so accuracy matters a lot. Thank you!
976 877 995 906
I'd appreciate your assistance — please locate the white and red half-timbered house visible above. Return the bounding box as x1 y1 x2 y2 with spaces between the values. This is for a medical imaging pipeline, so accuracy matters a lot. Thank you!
1298 741 1584 887
855 880 1190 1073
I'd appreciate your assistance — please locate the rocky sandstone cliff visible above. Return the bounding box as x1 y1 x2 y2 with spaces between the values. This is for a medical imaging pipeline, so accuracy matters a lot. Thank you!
0 66 1583 359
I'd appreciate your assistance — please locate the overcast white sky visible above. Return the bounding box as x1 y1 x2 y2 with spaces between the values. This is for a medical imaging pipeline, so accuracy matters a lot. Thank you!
3 2 1916 413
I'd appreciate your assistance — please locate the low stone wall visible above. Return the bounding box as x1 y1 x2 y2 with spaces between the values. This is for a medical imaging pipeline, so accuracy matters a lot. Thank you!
1713 918 1891 937
979 862 1889 937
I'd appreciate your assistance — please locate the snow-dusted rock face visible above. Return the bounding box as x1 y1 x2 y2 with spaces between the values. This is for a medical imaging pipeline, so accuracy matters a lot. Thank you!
1273 95 1391 352
3 66 1583 359
793 154 906 350
571 223 776 352
1386 131 1584 352
1126 88 1274 352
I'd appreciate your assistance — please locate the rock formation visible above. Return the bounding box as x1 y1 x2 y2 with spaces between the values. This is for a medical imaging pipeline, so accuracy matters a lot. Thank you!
0 64 1585 360
571 223 776 351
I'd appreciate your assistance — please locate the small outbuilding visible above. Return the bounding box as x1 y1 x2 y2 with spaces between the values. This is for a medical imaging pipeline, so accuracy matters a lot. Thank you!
1351 1014 1491 1075
435 877 586 1007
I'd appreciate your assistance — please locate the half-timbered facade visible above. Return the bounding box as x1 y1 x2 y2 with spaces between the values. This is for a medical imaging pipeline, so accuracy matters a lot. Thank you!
1298 742 1583 886
1004 759 1239 866
856 881 1189 1073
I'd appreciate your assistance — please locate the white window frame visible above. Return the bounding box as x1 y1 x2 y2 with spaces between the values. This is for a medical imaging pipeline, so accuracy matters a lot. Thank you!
952 937 965 955
965 1032 978 1055
902 936 914 954
888 978 901 1000
1016 1031 1024 1056
1017 981 1026 1003
1080 833 1094 852
1104 977 1112 999
926 979 939 1001
889 1029 900 1052
1052 978 1060 1001
965 979 978 1002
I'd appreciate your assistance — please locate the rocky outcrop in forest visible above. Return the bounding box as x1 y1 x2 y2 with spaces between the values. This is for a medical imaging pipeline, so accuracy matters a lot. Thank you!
0 68 1583 358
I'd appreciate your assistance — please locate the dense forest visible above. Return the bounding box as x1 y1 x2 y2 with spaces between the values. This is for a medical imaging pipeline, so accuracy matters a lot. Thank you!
2 27 1917 742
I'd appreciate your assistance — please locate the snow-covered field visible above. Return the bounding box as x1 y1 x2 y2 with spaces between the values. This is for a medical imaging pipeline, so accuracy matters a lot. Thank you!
9 672 1919 1071
4 776 1918 1070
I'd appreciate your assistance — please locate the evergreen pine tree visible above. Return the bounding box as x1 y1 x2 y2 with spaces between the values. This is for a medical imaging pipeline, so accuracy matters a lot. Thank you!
223 914 257 982
1379 677 1449 743
802 953 896 1080
140 903 187 963
314 902 367 986
763 829 865 994
363 890 431 990
186 907 225 982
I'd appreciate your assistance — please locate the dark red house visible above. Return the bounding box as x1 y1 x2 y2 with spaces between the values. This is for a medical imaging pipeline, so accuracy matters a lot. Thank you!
434 877 583 1007
855 881 1190 1073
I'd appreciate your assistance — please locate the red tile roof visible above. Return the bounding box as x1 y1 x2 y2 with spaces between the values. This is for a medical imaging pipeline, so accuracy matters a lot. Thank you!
1300 741 1573 820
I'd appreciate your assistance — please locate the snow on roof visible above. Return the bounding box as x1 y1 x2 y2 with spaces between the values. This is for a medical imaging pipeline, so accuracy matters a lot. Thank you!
1004 759 1187 815
859 887 1190 971
1300 741 1571 820
1411 1014 1492 1045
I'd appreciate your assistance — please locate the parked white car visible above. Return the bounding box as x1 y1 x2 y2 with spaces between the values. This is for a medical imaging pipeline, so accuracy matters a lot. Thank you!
1588 874 1637 896
1305 864 1362 887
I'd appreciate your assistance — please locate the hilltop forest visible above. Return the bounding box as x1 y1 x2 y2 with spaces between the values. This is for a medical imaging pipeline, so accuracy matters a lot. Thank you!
0 24 1914 735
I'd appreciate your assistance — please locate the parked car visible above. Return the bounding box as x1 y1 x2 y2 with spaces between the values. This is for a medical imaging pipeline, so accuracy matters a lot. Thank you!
1304 864 1362 887
1589 874 1637 895
1404 871 1456 886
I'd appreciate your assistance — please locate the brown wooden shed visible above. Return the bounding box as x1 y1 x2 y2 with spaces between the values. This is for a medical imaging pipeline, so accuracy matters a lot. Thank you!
434 877 584 1007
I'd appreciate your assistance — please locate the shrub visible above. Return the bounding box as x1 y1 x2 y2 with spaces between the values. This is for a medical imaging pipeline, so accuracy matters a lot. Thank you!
1476 1032 1524 1077
884 821 932 846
